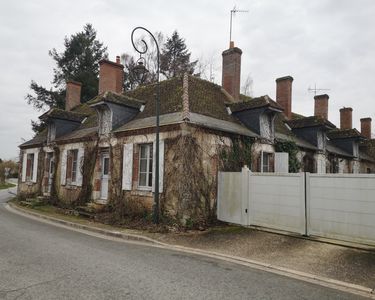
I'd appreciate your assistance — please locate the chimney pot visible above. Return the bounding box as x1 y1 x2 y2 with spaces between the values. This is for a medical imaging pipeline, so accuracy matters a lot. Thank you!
222 45 242 102
98 56 124 94
314 94 329 119
339 107 353 130
360 117 372 139
276 76 294 119
65 80 82 111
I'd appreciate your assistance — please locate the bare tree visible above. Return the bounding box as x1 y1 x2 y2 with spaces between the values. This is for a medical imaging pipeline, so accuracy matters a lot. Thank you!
241 74 254 97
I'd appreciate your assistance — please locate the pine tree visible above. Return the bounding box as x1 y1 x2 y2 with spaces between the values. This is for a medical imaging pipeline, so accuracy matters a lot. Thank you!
160 31 197 79
26 24 107 133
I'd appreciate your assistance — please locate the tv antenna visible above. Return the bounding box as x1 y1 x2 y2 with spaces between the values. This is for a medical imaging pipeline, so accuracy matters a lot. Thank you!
308 84 330 96
229 6 249 45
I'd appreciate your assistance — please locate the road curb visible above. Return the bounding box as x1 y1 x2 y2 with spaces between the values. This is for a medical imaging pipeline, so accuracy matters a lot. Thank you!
6 202 375 299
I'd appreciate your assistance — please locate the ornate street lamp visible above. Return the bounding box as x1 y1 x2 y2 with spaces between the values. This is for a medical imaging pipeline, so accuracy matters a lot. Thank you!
131 27 161 224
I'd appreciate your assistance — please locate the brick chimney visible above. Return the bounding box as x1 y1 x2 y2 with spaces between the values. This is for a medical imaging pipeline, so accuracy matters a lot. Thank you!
65 80 82 111
360 117 372 139
276 76 293 119
222 42 242 102
340 107 353 129
98 56 124 94
314 94 329 119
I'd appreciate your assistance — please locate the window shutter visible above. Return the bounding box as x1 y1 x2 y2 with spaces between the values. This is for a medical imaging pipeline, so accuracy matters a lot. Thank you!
76 148 84 186
152 140 164 193
21 152 27 182
122 143 133 190
31 150 39 183
60 149 67 185
275 152 289 173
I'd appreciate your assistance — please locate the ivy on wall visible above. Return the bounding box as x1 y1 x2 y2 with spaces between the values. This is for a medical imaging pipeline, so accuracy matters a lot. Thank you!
275 140 301 173
75 138 99 207
219 136 254 172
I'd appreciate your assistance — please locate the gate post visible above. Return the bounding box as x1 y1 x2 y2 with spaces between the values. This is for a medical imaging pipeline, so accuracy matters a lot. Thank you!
241 166 250 226
304 172 311 236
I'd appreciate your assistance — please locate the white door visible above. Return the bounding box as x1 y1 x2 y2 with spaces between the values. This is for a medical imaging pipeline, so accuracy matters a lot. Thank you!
47 153 54 193
100 153 110 200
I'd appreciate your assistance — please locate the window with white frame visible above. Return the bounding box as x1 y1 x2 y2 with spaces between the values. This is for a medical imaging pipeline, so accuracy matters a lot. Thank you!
25 153 35 181
66 149 78 184
138 143 153 188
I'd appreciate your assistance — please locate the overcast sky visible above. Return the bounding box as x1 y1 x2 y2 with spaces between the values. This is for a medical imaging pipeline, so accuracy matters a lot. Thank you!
1 0 374 160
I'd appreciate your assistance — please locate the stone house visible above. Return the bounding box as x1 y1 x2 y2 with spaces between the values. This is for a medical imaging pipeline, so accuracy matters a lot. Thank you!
18 42 375 224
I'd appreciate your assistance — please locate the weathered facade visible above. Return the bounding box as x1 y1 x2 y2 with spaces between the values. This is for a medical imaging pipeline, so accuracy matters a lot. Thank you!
18 42 375 224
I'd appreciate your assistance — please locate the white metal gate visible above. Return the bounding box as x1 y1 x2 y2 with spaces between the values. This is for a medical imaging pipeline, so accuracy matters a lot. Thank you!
217 167 375 245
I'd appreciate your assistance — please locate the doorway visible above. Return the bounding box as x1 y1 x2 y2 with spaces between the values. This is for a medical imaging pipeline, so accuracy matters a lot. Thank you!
100 153 110 200
46 152 54 193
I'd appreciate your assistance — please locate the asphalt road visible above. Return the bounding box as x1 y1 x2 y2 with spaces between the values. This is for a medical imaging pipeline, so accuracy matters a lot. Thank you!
0 188 368 299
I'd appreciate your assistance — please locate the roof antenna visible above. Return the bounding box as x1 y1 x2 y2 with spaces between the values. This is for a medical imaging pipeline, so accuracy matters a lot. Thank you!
229 6 248 47
308 83 330 96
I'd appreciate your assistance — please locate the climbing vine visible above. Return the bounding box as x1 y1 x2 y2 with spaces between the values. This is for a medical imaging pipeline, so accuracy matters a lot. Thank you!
74 137 99 207
219 136 254 171
275 140 301 173
49 146 60 205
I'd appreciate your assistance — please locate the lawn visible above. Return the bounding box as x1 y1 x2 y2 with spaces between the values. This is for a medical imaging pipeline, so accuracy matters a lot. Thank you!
0 182 16 190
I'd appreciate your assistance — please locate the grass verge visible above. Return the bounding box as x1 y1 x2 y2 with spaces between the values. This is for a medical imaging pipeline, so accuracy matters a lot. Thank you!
0 182 16 190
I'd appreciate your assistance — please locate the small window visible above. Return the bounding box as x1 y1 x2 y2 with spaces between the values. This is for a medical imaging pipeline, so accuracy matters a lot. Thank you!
261 152 274 173
66 149 78 184
138 143 153 188
26 153 34 181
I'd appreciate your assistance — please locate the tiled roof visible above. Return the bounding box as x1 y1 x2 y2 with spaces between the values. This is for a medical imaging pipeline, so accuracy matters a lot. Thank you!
287 116 336 129
88 91 145 109
19 130 47 148
228 95 283 113
326 141 353 158
114 111 257 137
55 127 98 143
275 132 317 150
327 128 362 140
39 108 87 123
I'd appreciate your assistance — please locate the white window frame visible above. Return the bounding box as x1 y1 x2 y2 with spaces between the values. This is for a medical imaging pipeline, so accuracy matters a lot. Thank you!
67 149 79 185
138 143 153 190
25 153 35 182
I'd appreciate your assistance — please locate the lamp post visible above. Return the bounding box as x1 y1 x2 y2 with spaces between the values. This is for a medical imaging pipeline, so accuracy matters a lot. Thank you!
131 27 160 224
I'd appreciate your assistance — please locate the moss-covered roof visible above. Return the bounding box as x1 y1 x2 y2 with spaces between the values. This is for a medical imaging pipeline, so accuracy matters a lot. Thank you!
287 116 336 129
228 95 283 113
39 108 88 123
124 77 184 119
327 128 363 140
188 76 234 122
291 112 305 120
88 91 145 109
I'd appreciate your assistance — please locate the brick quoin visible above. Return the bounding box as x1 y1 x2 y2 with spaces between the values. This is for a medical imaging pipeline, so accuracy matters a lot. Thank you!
340 107 353 130
360 117 372 139
276 76 293 119
65 81 82 111
314 94 329 119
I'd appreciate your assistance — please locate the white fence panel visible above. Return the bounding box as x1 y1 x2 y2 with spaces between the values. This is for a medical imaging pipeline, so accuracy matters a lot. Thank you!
308 174 375 245
217 172 244 225
249 173 305 234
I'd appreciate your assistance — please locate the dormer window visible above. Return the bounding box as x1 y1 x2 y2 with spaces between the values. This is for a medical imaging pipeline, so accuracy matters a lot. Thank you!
260 113 275 140
47 122 56 143
97 106 112 136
